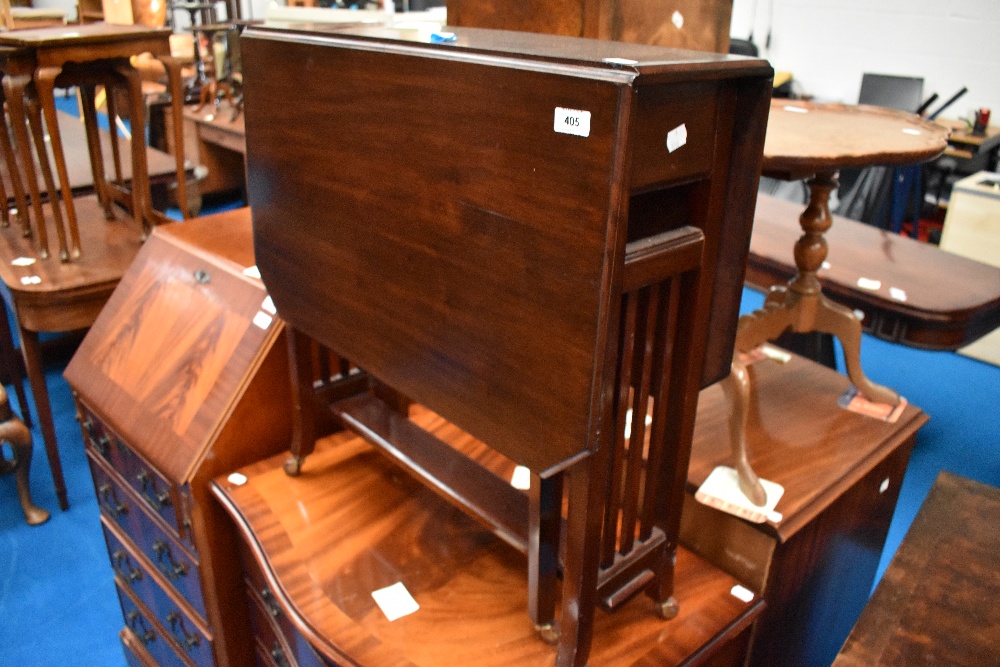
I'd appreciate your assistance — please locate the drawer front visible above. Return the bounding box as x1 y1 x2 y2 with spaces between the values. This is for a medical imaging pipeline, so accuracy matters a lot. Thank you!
116 581 192 667
247 585 296 667
82 406 189 546
97 485 207 620
256 637 293 667
121 627 157 667
242 545 338 667
101 519 213 666
629 80 719 191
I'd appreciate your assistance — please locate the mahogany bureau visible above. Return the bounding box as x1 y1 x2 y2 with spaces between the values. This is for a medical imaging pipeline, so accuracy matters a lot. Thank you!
64 208 293 667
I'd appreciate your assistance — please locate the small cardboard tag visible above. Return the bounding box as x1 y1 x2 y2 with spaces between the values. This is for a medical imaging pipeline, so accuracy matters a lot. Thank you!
694 466 784 524
838 386 907 423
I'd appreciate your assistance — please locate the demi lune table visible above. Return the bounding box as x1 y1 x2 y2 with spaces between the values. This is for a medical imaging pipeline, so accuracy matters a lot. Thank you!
724 100 948 504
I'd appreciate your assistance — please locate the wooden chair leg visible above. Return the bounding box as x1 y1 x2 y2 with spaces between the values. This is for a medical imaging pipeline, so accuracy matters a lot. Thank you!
25 93 71 262
0 91 31 232
155 55 190 219
78 83 116 220
0 385 49 525
113 63 152 236
19 328 68 511
34 65 80 261
3 72 49 257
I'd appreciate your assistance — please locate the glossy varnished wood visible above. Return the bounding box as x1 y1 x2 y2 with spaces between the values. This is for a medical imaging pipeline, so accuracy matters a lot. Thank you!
681 353 927 667
747 193 1000 350
211 415 763 667
762 100 949 181
65 208 294 667
833 471 1000 667
447 0 734 53
244 24 770 472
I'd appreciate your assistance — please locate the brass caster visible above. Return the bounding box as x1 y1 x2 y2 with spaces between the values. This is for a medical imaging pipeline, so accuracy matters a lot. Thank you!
657 597 679 620
534 622 560 645
283 456 302 476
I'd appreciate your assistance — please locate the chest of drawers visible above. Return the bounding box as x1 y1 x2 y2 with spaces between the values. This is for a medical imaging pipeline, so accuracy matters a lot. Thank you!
64 208 293 667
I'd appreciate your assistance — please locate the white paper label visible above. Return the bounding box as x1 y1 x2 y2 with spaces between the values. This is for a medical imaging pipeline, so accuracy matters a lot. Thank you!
227 472 248 486
371 582 420 621
731 585 755 603
666 124 688 153
20 275 41 285
510 465 531 490
11 257 35 267
671 10 684 29
889 287 907 302
253 311 273 330
243 265 262 279
262 295 276 315
554 107 591 138
857 277 881 290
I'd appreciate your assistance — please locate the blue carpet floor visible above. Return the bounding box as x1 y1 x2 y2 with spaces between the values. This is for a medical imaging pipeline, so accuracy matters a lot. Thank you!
1 285 997 665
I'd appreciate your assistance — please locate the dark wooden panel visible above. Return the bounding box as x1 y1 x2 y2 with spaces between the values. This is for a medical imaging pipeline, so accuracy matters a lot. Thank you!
834 472 1000 667
245 33 623 473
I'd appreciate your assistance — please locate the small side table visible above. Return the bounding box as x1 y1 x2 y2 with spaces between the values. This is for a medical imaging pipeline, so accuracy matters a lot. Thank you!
724 101 947 503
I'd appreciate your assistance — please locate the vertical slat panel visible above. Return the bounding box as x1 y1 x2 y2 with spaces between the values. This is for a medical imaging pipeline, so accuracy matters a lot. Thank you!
619 284 660 555
601 293 638 567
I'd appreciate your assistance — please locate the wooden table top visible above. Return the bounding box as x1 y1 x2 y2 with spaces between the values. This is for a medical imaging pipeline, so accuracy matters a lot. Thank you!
746 193 1000 350
763 100 949 180
686 350 927 542
0 22 171 47
212 409 763 666
833 471 1000 666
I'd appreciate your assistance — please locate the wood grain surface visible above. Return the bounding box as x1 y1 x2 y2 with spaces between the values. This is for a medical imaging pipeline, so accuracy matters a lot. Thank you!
763 100 949 180
747 193 1000 350
833 471 1000 667
212 409 763 666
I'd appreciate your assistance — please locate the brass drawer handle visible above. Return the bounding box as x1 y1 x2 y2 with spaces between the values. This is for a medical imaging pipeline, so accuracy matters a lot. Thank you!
152 540 188 580
125 610 155 645
111 550 143 583
83 418 111 457
270 641 290 667
136 471 172 511
98 483 129 518
260 587 282 619
166 611 201 650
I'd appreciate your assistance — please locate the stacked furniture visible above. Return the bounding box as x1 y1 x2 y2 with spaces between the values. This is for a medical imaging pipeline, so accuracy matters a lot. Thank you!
241 24 771 667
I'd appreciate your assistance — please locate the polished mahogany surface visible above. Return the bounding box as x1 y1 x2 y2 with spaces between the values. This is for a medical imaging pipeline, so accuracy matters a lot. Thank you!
243 23 772 473
834 471 1000 666
747 193 1000 350
212 413 763 667
446 0 734 53
687 353 926 542
763 100 949 180
681 351 927 667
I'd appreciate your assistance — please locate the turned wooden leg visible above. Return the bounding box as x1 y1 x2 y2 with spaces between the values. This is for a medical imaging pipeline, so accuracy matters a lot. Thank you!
105 84 124 185
19 328 68 511
34 66 80 260
1 386 49 525
3 73 49 257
